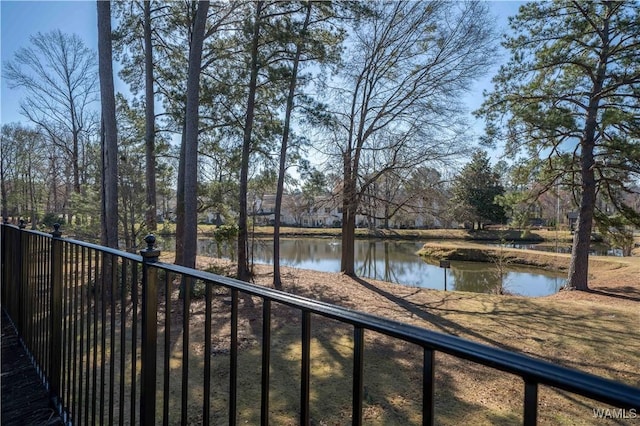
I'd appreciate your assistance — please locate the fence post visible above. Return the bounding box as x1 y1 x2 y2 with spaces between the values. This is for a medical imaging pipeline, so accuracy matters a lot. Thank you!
140 234 160 425
2 219 18 321
49 223 63 411
1 218 7 313
17 219 26 336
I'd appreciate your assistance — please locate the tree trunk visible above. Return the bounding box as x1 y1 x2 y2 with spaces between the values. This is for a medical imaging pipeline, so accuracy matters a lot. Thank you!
341 206 357 276
97 0 119 301
567 6 611 292
144 0 157 233
273 1 311 289
237 1 263 282
340 153 356 276
567 151 596 291
72 128 81 195
175 124 186 265
97 0 119 249
182 0 209 269
50 155 58 215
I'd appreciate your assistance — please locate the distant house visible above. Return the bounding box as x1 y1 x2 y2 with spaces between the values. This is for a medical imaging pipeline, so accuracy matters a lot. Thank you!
300 195 343 227
250 194 297 226
240 191 449 229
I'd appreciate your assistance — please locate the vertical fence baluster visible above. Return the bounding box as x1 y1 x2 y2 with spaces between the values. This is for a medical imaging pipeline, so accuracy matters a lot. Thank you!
130 260 139 426
203 282 212 424
92 249 99 425
119 259 128 426
0 221 5 311
6 222 14 319
423 348 435 426
18 220 25 339
163 271 171 426
140 235 159 426
260 299 271 426
352 326 364 426
78 246 85 426
229 288 238 426
85 247 93 426
109 255 117 425
523 380 538 426
182 275 192 426
64 242 71 421
12 224 18 327
100 252 107 426
0 222 6 318
72 244 79 422
38 235 46 381
24 230 31 357
32 233 39 371
301 310 311 426
44 233 51 386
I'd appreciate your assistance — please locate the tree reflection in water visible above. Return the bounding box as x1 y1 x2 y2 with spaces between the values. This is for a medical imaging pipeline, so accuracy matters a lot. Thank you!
158 236 564 297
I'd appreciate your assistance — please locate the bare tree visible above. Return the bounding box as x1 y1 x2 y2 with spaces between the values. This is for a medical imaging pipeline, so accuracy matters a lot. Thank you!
322 1 495 275
3 30 98 197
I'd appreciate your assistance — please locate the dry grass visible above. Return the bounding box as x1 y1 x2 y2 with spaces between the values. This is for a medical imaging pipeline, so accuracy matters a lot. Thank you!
150 249 640 425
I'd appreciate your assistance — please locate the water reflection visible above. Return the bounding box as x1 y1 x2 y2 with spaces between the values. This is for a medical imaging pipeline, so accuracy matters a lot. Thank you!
439 261 565 297
158 237 564 297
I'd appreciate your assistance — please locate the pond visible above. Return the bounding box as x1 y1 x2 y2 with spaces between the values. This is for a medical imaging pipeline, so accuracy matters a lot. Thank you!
158 237 566 297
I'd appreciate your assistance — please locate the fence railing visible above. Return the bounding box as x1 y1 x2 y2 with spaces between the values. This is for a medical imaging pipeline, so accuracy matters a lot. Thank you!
1 221 639 425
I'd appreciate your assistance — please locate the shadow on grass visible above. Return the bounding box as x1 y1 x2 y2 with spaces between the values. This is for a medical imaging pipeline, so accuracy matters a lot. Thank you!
342 276 639 388
57 268 637 425
155 278 520 425
587 287 640 302
349 276 516 351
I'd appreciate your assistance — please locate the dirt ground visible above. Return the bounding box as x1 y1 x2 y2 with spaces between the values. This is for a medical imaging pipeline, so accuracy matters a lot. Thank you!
174 247 639 425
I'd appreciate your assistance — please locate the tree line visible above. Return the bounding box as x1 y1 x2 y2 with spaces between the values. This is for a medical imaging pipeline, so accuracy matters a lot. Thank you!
2 0 639 292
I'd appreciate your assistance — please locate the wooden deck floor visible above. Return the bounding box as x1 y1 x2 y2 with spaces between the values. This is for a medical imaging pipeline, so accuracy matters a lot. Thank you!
1 310 63 426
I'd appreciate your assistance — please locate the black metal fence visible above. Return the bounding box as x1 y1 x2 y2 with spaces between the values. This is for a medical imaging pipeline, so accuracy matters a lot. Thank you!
1 221 639 425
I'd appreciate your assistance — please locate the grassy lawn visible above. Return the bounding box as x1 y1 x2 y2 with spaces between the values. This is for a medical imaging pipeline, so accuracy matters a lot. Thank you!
148 252 640 425
144 227 640 424
32 227 639 424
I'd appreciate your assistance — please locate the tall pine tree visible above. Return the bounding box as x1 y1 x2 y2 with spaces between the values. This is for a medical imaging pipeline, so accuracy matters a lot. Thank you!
478 1 640 290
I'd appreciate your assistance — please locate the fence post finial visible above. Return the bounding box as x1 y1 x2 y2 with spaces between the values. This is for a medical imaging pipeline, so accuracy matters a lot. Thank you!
141 234 160 262
19 219 25 229
52 223 62 238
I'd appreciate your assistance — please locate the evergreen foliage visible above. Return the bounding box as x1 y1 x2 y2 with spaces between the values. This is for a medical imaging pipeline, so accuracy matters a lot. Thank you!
451 150 506 230
478 0 640 290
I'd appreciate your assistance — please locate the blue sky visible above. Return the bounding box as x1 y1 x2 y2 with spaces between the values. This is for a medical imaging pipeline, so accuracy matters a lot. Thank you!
1 1 99 124
1 0 525 143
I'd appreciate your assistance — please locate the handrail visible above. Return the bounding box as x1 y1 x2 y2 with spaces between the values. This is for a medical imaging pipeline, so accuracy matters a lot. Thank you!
2 222 639 426
156 260 640 409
